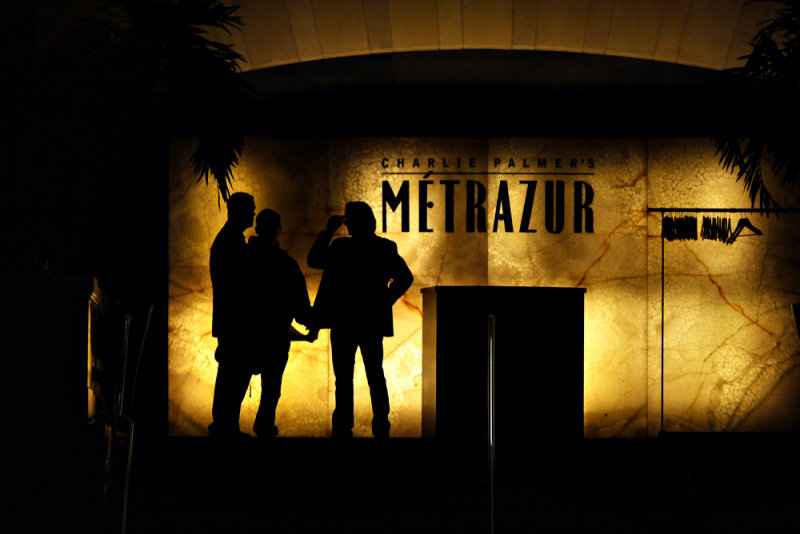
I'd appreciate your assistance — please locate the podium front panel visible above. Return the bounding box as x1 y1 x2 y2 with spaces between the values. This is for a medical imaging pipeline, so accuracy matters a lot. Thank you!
422 286 585 442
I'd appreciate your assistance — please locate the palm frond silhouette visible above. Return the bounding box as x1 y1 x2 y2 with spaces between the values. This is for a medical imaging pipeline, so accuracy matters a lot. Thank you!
715 0 800 211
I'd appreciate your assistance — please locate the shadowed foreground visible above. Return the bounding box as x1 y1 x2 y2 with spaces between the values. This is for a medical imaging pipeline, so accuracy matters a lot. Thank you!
122 434 800 533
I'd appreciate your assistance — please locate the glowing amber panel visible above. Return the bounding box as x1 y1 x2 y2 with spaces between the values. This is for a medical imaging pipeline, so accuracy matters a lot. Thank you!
487 138 649 437
648 139 800 433
169 137 800 438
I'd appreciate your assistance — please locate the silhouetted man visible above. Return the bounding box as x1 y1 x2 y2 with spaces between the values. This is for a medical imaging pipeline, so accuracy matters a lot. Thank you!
308 201 413 439
246 209 314 438
208 192 256 439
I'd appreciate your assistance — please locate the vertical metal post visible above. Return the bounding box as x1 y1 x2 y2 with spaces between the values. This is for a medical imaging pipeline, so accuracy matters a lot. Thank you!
488 314 496 534
120 417 134 534
119 313 132 415
661 214 665 434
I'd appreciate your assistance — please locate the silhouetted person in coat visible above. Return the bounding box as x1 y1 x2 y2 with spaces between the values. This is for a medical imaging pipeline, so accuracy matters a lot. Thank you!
246 209 315 438
307 201 413 439
208 192 256 439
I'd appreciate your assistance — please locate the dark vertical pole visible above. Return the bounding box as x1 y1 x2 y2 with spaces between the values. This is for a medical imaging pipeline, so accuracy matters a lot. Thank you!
119 313 132 415
661 214 665 434
488 314 496 534
121 417 134 534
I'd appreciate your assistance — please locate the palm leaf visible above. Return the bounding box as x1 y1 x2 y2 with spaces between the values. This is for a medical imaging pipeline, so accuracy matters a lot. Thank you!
716 0 800 211
65 1 249 205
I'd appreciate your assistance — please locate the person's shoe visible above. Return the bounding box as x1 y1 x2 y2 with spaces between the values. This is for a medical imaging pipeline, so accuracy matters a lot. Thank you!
256 425 279 440
372 420 390 439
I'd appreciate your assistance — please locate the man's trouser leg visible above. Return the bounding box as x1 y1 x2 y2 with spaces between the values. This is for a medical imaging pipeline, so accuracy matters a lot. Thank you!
254 350 289 437
360 334 390 438
330 328 356 437
210 358 252 436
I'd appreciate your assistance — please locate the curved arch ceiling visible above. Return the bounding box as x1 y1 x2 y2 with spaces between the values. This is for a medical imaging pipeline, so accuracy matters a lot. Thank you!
218 0 778 74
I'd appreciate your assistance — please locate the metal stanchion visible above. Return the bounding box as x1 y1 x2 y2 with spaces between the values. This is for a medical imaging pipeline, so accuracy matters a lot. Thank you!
488 314 496 534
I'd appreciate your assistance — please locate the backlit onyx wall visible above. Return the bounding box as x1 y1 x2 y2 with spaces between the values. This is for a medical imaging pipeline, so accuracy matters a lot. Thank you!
168 137 800 437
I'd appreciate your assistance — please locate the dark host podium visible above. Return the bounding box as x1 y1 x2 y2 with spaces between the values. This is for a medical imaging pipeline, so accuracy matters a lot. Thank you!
422 286 585 444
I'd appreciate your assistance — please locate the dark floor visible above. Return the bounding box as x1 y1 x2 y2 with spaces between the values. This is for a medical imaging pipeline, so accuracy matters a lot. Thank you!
16 432 800 533
118 433 800 534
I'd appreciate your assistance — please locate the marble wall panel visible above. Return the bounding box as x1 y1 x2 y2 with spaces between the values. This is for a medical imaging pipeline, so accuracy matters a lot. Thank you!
488 138 649 437
656 222 800 432
169 136 800 438
646 205 663 437
648 138 800 433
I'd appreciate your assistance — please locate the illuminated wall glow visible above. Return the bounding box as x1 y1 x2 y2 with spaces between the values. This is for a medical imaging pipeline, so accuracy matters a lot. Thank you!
169 137 800 438
648 139 800 433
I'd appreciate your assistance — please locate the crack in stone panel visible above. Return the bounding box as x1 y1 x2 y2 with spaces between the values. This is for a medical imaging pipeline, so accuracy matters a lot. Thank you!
652 138 800 434
166 137 800 438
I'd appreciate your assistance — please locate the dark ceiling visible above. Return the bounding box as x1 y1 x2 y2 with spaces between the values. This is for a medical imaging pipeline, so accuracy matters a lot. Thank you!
240 50 735 137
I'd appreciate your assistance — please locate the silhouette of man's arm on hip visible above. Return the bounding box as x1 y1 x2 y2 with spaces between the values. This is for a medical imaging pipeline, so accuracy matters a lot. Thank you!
386 244 413 305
